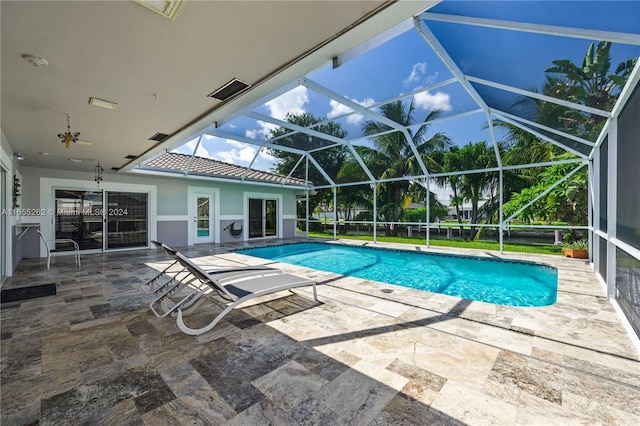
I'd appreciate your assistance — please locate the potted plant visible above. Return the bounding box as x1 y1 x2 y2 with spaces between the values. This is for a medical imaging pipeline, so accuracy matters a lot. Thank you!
562 238 589 259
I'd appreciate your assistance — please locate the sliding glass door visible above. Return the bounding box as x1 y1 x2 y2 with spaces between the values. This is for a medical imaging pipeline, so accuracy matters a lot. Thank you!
106 191 148 249
55 190 103 250
54 189 148 250
248 198 277 238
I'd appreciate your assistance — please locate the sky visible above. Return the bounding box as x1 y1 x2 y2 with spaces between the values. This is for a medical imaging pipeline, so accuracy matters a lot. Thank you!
172 1 640 182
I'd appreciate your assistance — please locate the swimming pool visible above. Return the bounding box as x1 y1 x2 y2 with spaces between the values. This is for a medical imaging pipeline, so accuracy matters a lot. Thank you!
238 242 557 307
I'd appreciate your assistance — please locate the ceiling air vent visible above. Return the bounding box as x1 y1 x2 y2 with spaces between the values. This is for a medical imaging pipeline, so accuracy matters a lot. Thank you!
111 167 120 171
208 78 251 101
125 155 138 160
149 132 170 142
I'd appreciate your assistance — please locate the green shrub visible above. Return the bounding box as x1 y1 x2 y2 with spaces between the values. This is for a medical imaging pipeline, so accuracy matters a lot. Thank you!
563 238 588 250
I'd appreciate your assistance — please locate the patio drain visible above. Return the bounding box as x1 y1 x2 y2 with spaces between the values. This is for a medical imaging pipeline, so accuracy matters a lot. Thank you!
381 289 393 294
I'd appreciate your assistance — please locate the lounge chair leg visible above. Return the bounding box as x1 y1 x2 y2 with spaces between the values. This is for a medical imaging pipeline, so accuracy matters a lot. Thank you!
176 299 243 336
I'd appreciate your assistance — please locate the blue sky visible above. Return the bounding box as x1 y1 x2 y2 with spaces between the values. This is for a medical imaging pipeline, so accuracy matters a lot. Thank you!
173 1 640 174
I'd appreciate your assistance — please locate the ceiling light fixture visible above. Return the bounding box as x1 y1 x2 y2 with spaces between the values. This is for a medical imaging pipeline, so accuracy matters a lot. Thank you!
75 140 94 146
134 0 184 21
95 162 104 186
22 54 48 67
89 97 118 110
68 158 84 163
58 114 80 148
14 153 25 161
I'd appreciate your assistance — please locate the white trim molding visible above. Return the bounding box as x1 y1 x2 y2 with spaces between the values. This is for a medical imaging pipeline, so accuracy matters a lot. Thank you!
157 215 189 221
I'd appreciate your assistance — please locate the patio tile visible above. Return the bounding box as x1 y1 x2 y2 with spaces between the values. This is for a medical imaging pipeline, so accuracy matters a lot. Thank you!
1 240 639 425
253 360 329 412
431 380 518 425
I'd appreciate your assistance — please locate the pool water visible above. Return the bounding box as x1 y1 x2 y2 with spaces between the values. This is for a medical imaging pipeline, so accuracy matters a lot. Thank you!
238 242 558 307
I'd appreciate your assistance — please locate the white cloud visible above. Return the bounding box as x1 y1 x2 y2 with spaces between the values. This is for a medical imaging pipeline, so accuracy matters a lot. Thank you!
413 91 452 112
216 145 257 164
178 138 211 157
245 120 277 140
404 62 428 86
327 97 375 125
265 86 308 120
245 87 308 140
258 149 275 162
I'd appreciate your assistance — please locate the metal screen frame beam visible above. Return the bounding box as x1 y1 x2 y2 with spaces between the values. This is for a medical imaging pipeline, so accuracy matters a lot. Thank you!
300 77 431 177
420 12 640 46
467 76 610 118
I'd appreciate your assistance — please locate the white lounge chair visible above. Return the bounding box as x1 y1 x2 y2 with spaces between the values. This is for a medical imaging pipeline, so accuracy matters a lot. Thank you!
144 242 282 321
167 251 317 336
140 241 188 295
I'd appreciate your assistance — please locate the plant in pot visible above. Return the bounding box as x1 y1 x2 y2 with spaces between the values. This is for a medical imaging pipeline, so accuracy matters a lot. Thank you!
562 238 589 259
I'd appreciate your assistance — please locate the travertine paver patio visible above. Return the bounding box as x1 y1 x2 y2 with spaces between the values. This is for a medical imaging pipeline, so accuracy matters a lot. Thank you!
1 239 639 425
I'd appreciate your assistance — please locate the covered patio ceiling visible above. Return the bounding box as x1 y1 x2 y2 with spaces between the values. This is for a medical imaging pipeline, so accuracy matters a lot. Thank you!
132 1 640 191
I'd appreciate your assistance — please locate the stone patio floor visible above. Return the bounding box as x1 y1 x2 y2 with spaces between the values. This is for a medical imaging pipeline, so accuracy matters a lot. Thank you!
1 238 639 425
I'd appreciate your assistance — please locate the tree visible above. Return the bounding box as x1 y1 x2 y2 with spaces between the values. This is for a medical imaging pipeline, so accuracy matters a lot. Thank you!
498 42 635 230
532 41 635 140
504 155 587 226
346 100 450 236
268 113 349 218
459 141 498 239
440 142 498 240
546 41 635 113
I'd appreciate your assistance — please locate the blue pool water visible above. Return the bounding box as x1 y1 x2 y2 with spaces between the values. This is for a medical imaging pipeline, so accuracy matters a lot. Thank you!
238 242 557 307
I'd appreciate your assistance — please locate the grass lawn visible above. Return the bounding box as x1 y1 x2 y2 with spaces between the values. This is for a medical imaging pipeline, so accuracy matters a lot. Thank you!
305 232 564 256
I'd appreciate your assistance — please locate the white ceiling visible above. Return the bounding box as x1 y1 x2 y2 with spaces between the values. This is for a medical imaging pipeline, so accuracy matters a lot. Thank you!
1 0 433 175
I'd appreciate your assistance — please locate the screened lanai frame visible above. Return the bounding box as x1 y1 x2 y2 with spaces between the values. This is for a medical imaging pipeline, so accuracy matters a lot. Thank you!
135 2 640 326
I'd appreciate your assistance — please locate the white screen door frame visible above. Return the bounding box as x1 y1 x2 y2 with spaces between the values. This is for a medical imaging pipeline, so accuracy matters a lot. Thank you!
188 186 220 245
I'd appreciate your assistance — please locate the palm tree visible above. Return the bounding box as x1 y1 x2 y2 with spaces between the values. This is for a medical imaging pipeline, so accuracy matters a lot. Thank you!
347 100 450 235
533 41 635 140
546 41 635 113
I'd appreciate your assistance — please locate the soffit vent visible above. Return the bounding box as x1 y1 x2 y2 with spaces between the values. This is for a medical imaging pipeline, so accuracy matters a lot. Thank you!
208 78 251 101
125 155 138 160
111 167 120 171
149 132 170 142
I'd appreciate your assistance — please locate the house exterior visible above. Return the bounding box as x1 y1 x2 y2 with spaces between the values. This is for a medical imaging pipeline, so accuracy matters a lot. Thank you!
2 141 307 272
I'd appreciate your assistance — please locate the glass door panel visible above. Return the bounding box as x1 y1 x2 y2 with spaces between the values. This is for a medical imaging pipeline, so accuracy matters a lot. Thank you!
265 199 277 237
249 198 263 238
55 190 103 250
248 198 278 238
197 197 210 237
106 192 148 249
194 194 213 243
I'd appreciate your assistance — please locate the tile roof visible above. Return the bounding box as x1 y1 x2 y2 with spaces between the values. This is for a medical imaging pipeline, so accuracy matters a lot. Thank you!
143 153 309 186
